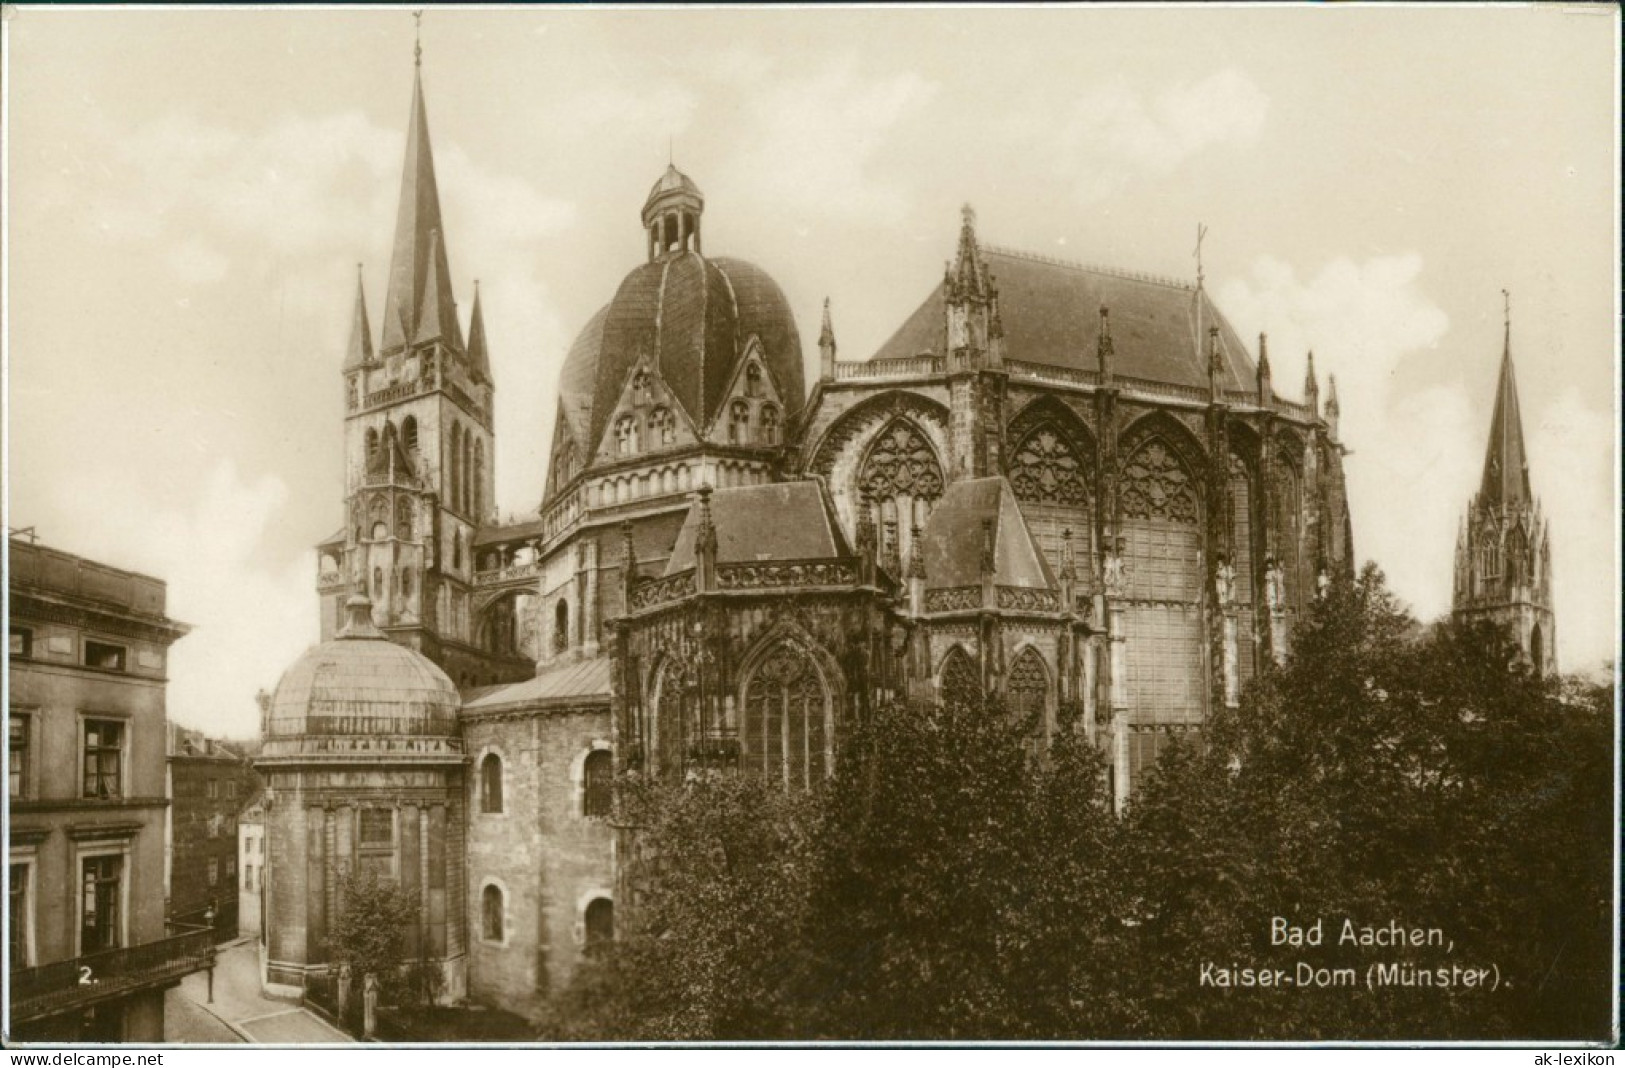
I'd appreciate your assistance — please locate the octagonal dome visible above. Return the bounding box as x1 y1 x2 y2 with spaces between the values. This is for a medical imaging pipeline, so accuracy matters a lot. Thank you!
260 596 461 761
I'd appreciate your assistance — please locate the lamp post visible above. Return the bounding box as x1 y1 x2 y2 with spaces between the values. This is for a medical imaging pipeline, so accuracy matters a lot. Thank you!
203 903 217 1004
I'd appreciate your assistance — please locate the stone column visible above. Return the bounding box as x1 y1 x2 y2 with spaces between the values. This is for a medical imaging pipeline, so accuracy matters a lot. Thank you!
1109 603 1129 813
582 537 601 658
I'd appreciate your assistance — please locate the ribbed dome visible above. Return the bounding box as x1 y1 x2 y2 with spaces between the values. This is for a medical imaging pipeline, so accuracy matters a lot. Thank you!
560 252 804 453
261 597 460 759
643 163 702 214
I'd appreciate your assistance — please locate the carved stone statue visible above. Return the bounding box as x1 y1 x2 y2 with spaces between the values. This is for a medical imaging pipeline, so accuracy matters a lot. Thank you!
1265 557 1285 611
1215 558 1235 606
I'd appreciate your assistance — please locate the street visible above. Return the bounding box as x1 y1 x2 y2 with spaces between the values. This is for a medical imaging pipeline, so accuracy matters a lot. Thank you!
164 939 354 1044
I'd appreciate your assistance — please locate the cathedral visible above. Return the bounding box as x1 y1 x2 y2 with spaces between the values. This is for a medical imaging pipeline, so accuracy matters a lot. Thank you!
1451 305 1556 676
257 52 1359 1020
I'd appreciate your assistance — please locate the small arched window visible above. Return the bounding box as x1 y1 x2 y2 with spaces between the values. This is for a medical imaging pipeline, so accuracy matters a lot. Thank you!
453 529 463 571
650 407 676 446
482 884 504 942
372 567 383 600
396 498 413 540
759 404 780 445
744 363 763 398
615 415 639 457
402 416 419 453
632 371 651 406
583 750 612 818
366 428 380 460
554 599 570 655
584 898 614 954
480 753 503 813
401 568 413 600
728 401 751 444
474 440 485 521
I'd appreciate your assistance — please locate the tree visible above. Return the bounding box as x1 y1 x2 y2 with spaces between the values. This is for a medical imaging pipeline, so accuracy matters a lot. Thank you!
328 867 424 1006
546 566 1612 1041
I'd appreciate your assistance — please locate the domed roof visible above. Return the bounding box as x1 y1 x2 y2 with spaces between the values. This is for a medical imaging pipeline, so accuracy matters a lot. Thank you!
643 163 703 214
260 596 461 761
560 251 804 455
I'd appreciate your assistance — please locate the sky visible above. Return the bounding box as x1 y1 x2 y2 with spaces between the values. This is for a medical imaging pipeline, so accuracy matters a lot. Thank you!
5 6 1618 737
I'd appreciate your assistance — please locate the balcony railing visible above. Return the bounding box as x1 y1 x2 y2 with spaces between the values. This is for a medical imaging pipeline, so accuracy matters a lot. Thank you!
9 924 215 1023
474 561 541 587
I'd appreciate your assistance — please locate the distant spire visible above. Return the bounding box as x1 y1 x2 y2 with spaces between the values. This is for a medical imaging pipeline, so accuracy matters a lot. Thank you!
1257 332 1273 400
380 58 458 355
1325 372 1340 414
413 10 423 68
344 264 373 370
819 297 835 348
1477 305 1532 511
465 279 491 383
818 297 838 380
1304 350 1319 414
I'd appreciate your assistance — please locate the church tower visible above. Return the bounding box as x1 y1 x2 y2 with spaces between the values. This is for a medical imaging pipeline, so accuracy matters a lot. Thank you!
1452 299 1556 676
317 44 521 689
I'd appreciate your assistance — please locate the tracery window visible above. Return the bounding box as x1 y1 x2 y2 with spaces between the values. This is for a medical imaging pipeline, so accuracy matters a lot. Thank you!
759 404 780 445
449 424 463 512
1270 452 1303 608
728 401 751 444
858 418 944 565
474 441 485 521
615 415 639 456
649 407 676 446
396 498 414 540
1010 424 1093 577
1228 453 1254 606
1007 647 1049 743
939 647 980 709
743 643 830 789
1121 440 1198 525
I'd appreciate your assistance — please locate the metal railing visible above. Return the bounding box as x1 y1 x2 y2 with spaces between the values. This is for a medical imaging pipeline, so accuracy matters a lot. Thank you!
9 924 215 1023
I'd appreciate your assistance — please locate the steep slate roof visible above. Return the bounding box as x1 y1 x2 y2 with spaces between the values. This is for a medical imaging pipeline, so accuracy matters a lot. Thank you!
1477 329 1532 510
560 253 803 452
872 247 1256 392
465 284 491 382
919 477 1055 590
344 270 373 370
462 656 611 711
379 68 460 355
665 482 848 575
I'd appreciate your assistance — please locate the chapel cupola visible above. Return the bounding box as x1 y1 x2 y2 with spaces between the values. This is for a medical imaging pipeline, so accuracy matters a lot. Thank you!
642 163 704 261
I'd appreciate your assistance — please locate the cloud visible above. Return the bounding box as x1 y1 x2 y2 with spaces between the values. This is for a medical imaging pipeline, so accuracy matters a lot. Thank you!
1528 390 1616 676
1028 68 1270 203
47 458 316 739
712 55 939 225
1218 253 1463 623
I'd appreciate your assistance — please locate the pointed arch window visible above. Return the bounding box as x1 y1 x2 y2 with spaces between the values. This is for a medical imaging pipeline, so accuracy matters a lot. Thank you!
615 415 639 457
366 428 380 462
1007 647 1049 740
728 401 751 444
474 440 485 521
632 371 651 406
1270 448 1304 608
759 404 780 445
396 498 414 540
649 407 676 446
463 432 474 515
449 424 463 513
743 642 831 789
1010 423 1093 576
859 418 945 567
744 363 763 399
939 647 980 709
402 416 419 454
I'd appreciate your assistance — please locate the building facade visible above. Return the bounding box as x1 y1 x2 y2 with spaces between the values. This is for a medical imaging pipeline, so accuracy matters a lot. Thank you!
1452 311 1556 675
262 51 1354 1024
237 795 265 942
7 537 210 1043
165 727 260 941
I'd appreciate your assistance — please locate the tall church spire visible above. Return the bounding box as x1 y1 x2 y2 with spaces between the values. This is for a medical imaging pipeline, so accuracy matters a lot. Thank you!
380 57 457 355
1477 298 1532 511
344 265 373 370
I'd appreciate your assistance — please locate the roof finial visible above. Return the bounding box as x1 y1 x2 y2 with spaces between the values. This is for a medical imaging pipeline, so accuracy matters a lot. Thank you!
1194 222 1208 288
1501 287 1511 353
413 10 424 68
